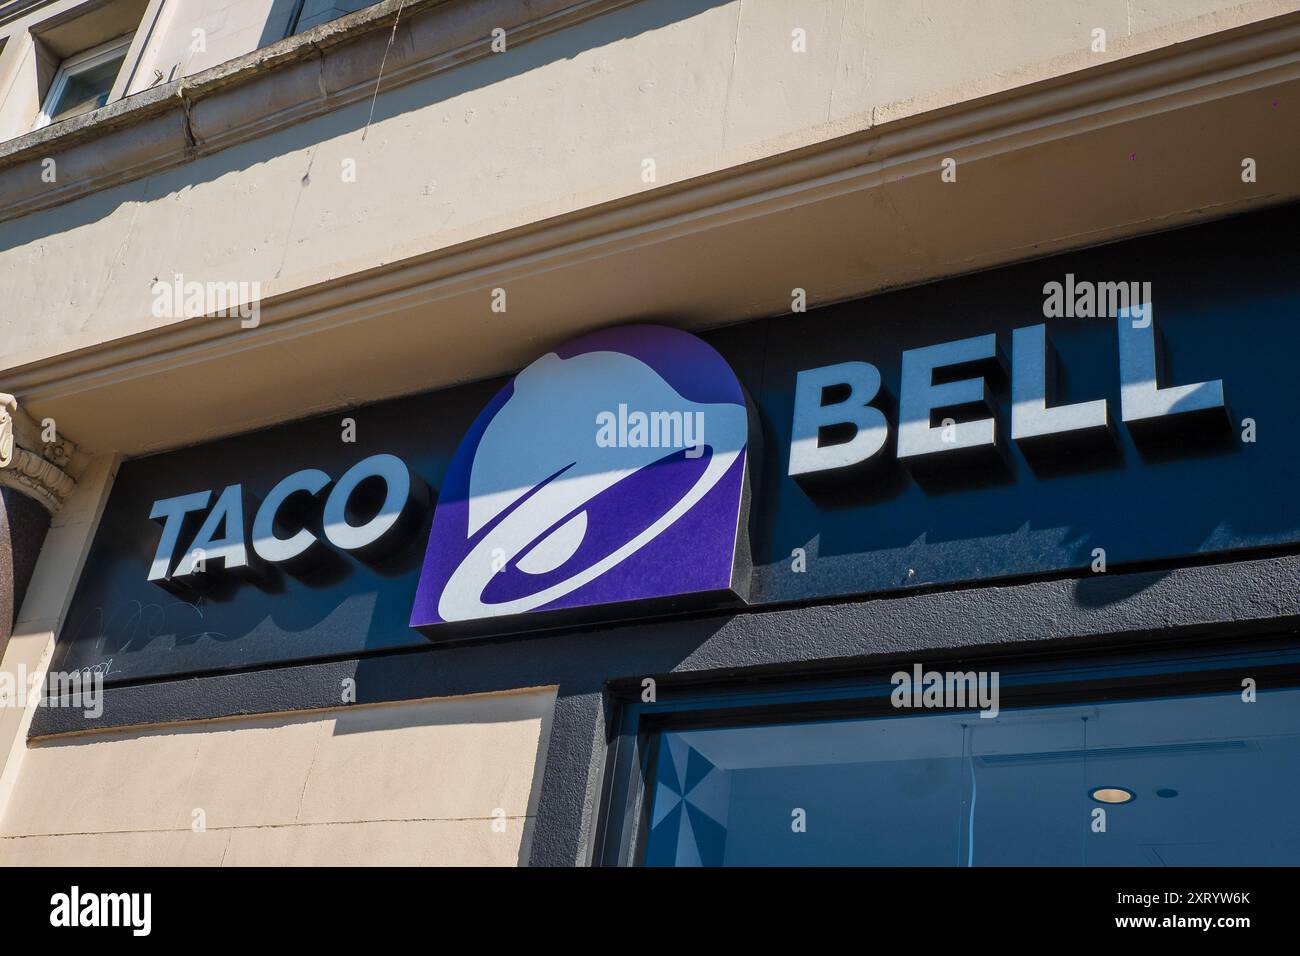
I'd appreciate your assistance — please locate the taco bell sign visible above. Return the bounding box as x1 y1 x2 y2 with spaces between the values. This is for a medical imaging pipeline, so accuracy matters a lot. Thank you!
409 325 753 629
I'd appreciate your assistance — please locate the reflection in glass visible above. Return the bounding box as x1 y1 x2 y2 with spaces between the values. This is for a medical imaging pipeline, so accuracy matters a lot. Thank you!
47 54 127 124
643 688 1300 865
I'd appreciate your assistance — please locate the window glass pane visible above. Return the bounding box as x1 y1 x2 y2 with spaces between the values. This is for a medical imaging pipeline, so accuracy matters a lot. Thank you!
643 686 1300 866
48 53 126 124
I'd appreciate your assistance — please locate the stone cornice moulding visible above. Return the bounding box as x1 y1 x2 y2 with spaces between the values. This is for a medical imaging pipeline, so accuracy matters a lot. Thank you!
4 10 1300 408
0 393 84 513
0 0 642 220
1 1 1293 223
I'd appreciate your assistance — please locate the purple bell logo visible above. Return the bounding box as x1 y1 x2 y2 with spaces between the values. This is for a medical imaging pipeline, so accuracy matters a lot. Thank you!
410 324 752 630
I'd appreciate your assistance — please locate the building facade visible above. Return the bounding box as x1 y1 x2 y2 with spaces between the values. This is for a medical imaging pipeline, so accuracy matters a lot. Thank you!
0 0 1298 866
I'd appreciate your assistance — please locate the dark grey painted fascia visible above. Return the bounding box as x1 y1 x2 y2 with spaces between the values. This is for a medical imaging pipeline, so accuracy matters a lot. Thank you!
34 550 1300 738
27 549 1300 863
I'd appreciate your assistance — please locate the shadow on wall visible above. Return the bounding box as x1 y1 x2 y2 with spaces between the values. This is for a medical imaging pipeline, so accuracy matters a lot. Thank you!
257 0 305 50
4 0 733 251
0 488 50 651
258 0 380 47
272 0 386 42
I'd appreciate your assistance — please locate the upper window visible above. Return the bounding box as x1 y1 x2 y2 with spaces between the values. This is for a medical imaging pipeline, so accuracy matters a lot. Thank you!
33 34 132 130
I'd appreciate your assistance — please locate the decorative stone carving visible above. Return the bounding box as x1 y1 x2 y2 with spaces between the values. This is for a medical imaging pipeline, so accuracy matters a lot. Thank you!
0 394 81 515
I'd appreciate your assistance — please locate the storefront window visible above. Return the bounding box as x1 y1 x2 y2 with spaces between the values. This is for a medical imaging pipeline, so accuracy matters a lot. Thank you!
604 642 1300 867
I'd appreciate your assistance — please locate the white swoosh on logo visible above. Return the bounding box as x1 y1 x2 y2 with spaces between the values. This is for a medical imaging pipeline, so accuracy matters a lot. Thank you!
437 350 746 620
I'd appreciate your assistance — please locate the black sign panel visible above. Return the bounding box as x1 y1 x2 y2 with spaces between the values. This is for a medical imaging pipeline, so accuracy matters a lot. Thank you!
54 204 1300 684
748 207 1299 604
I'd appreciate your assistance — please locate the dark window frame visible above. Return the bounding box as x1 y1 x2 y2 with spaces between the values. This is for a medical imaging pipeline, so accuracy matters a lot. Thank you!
592 632 1300 866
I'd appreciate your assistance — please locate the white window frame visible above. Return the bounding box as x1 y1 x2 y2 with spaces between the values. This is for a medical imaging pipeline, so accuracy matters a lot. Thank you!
32 33 134 131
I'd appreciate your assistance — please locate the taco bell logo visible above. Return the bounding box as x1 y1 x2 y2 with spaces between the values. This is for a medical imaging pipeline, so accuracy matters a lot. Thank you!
410 325 752 628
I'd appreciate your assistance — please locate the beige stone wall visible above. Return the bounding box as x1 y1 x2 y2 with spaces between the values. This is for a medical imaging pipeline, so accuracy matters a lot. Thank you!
123 0 295 94
1 0 1295 371
0 687 557 865
0 0 151 141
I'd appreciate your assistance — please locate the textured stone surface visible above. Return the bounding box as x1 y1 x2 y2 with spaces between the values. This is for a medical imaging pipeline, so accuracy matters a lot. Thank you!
3 0 1295 354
